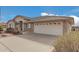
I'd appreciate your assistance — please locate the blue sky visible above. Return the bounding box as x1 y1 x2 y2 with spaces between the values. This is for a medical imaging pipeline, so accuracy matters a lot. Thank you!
0 6 79 25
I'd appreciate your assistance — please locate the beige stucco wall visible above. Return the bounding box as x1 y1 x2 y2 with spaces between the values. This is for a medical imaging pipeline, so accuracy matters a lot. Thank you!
15 17 27 23
63 21 72 34
34 21 63 36
14 17 28 31
66 22 72 33
7 21 15 28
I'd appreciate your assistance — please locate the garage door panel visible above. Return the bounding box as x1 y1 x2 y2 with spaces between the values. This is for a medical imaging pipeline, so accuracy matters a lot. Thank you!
34 24 63 35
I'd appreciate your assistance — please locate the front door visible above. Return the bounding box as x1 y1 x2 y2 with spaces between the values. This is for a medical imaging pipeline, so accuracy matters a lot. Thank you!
19 21 23 31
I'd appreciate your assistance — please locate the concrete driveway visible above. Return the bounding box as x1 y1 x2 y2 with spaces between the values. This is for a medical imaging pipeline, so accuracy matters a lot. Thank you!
0 33 57 52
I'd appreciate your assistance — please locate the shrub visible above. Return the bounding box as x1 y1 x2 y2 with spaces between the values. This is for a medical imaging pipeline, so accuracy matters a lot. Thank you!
6 28 21 35
0 26 3 31
6 28 14 33
53 31 79 52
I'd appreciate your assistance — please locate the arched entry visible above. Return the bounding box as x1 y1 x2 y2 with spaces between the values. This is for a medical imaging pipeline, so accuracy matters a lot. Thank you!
15 21 23 32
19 21 23 31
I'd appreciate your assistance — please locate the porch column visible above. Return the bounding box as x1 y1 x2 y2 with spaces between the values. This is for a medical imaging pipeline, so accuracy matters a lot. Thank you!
22 23 25 31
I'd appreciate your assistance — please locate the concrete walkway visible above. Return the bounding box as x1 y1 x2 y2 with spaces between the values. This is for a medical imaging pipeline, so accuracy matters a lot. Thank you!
0 33 56 52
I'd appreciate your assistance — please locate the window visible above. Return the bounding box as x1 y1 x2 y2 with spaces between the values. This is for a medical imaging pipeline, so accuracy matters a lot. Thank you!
54 22 56 24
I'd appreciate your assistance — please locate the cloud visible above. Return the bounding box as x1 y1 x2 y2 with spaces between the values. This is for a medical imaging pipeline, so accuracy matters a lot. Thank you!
41 12 49 16
48 14 55 16
41 12 57 16
69 15 79 25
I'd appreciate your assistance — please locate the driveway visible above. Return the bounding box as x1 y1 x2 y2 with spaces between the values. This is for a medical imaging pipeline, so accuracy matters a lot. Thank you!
0 33 57 52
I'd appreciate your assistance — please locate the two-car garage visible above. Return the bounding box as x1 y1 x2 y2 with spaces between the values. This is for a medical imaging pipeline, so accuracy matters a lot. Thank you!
32 16 74 36
34 21 63 36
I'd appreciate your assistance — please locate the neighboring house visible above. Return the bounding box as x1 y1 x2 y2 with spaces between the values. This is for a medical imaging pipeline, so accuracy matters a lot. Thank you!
29 16 74 36
72 26 79 31
0 22 7 31
0 22 6 27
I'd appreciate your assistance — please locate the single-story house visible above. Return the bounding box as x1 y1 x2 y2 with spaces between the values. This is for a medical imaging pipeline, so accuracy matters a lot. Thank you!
7 15 74 36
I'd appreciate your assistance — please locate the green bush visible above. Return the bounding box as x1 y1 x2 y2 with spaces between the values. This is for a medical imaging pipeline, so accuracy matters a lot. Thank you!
53 31 79 52
0 26 3 31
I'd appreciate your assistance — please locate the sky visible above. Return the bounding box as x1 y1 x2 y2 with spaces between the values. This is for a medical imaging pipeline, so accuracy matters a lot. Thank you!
0 6 79 25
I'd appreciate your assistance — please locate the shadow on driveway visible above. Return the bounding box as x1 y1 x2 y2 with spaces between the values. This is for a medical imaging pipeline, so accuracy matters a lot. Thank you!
17 32 58 46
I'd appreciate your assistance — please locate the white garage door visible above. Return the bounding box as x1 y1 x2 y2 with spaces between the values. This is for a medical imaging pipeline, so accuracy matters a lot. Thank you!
34 23 63 36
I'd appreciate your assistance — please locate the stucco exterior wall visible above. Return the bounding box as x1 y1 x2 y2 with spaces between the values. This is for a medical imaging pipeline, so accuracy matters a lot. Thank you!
14 17 29 32
34 21 63 36
63 21 71 34
66 22 72 33
7 21 15 28
15 17 27 23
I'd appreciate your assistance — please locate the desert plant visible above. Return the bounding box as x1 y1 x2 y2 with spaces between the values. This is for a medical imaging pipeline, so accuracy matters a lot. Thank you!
53 31 79 52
